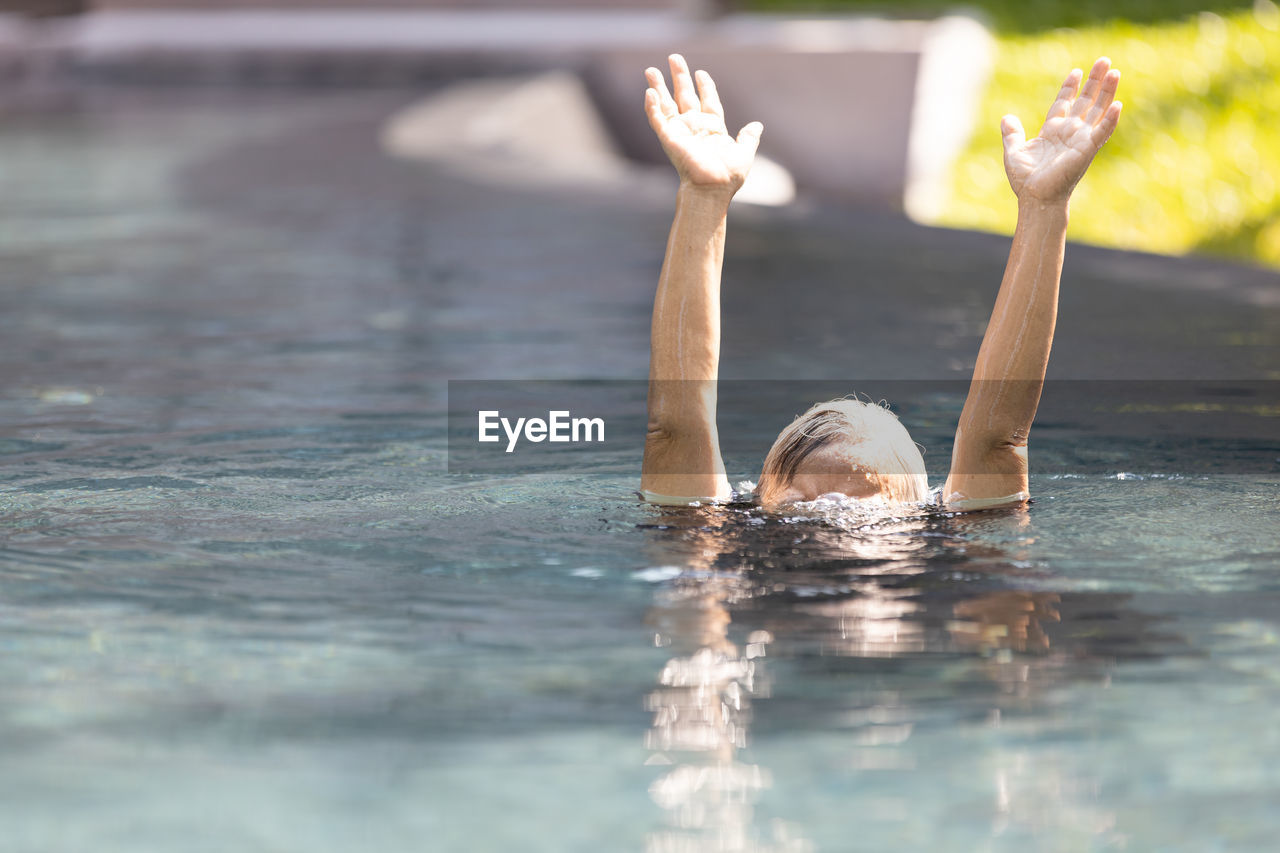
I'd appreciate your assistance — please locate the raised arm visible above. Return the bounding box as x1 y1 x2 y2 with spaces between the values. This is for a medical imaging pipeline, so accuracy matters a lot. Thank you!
944 57 1122 508
640 55 762 503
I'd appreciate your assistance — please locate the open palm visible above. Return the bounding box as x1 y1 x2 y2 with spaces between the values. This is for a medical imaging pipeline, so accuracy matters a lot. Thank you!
644 55 762 192
1003 57 1122 202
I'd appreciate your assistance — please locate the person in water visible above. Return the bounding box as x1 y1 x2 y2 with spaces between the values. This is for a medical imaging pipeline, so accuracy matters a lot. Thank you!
640 54 1123 510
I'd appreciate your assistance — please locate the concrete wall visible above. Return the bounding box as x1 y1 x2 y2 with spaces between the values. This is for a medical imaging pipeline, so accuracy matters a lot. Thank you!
589 43 920 207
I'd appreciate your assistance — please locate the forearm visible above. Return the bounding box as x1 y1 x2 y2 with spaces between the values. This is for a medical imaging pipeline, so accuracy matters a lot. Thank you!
641 184 734 499
970 198 1068 407
947 199 1069 499
648 185 732 386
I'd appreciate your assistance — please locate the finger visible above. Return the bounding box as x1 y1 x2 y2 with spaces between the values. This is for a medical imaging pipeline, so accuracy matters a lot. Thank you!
1000 114 1025 154
644 89 668 136
645 66 678 118
1069 57 1111 118
736 121 763 158
1085 68 1120 125
695 69 724 119
1046 68 1082 120
669 53 699 113
1090 101 1122 147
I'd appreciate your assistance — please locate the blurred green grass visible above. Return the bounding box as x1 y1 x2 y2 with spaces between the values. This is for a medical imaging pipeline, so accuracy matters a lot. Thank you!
746 1 1260 32
745 1 1280 268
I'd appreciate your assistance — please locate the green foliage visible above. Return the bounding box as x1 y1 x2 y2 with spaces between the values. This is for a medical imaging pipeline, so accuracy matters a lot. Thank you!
745 1 1280 268
744 1 1258 33
939 5 1280 267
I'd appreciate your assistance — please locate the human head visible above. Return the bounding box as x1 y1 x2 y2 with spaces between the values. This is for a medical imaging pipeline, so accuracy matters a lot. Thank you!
756 398 929 508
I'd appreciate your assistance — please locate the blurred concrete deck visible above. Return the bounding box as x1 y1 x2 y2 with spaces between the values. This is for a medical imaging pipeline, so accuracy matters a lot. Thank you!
1 89 1271 399
0 7 991 212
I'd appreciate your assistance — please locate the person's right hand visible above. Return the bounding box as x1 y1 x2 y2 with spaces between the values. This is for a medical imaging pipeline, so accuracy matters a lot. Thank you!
644 54 763 195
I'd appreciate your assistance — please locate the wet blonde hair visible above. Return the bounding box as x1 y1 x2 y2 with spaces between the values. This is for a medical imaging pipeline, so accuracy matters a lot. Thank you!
757 398 929 506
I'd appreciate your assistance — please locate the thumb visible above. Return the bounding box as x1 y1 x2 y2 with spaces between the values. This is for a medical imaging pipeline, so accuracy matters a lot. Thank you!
1000 114 1025 153
736 121 763 158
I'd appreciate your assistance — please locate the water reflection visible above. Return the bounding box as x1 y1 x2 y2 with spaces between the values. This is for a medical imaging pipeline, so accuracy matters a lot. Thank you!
640 501 1177 848
644 553 809 852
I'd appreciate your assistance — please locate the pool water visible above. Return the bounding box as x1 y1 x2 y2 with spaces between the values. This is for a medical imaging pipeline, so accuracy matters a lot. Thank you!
0 89 1278 852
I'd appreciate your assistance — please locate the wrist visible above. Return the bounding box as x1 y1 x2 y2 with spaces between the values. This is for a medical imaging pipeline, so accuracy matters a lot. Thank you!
1017 195 1070 221
677 180 737 210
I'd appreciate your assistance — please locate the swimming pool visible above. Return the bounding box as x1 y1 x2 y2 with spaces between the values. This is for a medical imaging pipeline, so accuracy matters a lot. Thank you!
1 89 1277 851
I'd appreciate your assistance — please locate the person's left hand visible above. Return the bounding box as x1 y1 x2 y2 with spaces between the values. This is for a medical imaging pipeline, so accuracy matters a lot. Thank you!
1002 57 1122 203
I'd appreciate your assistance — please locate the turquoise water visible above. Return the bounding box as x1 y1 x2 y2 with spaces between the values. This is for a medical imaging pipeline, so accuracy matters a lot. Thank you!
1 91 1278 851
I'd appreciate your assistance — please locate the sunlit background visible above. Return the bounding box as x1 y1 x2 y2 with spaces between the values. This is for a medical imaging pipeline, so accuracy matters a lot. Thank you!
7 1 1276 267
753 0 1280 267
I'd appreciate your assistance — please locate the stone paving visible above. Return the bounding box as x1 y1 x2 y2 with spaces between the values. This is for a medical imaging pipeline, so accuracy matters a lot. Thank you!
0 78 1274 392
159 89 1279 383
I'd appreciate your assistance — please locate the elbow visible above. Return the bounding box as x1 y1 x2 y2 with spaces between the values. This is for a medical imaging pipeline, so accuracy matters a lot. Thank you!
988 433 1029 459
948 429 1029 489
957 413 1030 459
646 410 717 447
645 421 677 456
977 437 1030 472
